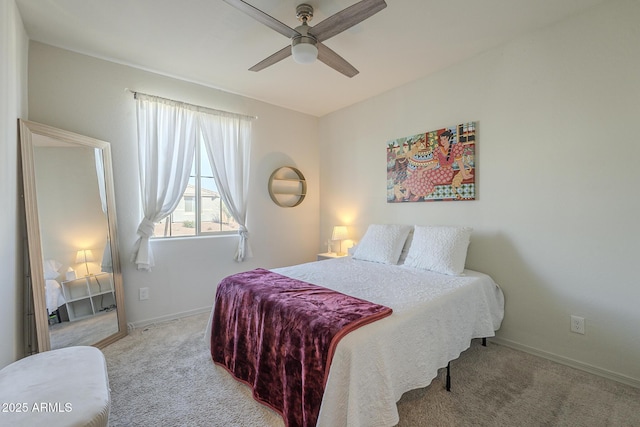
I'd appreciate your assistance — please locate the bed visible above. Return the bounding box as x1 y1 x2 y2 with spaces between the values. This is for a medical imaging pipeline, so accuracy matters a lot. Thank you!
207 224 505 427
45 279 66 315
43 259 66 320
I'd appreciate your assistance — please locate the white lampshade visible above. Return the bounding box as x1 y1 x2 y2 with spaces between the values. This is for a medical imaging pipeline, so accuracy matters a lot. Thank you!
292 42 318 64
76 249 95 276
331 226 349 256
331 226 349 241
76 249 95 264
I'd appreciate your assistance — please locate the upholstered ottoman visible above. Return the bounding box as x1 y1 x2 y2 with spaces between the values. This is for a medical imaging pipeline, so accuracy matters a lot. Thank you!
0 346 110 427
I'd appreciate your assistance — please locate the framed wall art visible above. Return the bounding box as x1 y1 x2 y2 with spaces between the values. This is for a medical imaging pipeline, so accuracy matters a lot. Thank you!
387 122 476 203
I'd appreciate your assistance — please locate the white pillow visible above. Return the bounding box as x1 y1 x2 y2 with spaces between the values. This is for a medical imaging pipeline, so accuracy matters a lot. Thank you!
404 226 472 275
352 224 412 265
43 259 62 280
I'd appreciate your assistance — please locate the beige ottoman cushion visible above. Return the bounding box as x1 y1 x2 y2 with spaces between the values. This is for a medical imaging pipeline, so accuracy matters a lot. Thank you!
0 346 110 427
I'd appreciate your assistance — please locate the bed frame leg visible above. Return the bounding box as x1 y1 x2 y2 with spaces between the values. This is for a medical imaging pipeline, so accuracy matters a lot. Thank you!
445 339 486 392
446 362 451 392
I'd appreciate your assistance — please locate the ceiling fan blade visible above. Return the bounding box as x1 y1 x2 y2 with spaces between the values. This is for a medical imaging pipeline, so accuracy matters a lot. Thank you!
317 43 359 78
223 0 299 39
309 0 387 42
249 45 292 72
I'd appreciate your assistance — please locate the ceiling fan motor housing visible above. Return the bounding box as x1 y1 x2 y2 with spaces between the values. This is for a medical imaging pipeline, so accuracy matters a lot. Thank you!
292 23 317 47
296 4 314 23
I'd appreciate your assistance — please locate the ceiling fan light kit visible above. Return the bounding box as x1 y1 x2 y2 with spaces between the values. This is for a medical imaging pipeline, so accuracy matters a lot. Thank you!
292 39 318 64
223 0 387 77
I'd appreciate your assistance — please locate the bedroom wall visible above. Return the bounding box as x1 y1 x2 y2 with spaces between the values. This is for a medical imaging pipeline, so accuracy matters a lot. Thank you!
0 0 28 368
318 0 640 386
27 42 320 327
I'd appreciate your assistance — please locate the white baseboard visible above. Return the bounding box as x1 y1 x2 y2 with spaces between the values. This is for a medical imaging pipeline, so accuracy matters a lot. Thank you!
127 306 211 331
491 336 640 389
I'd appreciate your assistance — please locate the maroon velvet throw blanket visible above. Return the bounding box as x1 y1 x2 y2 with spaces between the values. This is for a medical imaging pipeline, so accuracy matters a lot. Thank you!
210 268 392 427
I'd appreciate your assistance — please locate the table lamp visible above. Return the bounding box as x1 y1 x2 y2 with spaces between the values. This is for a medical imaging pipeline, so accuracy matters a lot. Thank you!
76 249 95 276
331 226 349 256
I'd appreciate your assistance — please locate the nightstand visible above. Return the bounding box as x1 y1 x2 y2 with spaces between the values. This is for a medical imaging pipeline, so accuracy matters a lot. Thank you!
317 252 348 261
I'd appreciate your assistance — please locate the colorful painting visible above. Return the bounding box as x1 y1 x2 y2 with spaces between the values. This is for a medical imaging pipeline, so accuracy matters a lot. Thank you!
387 122 476 202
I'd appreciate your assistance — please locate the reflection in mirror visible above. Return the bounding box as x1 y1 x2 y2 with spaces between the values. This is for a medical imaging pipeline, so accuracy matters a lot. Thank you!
20 119 126 353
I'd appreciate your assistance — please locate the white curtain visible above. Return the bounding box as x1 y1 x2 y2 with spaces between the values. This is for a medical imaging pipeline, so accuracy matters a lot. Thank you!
94 149 113 273
199 113 253 262
132 93 198 271
95 149 107 213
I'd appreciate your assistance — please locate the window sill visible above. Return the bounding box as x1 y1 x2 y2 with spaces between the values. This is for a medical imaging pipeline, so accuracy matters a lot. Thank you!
151 231 238 241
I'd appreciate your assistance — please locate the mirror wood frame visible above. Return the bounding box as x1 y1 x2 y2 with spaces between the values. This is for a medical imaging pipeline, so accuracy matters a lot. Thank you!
20 119 127 352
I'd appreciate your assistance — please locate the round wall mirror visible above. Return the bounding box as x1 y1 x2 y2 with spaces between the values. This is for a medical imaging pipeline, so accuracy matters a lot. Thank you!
268 166 306 207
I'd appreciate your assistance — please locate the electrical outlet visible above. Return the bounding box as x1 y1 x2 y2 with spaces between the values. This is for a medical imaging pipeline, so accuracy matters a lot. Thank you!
570 315 585 334
139 287 149 301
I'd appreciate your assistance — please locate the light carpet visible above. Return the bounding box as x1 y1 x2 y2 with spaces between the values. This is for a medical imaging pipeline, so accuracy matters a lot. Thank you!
102 313 640 426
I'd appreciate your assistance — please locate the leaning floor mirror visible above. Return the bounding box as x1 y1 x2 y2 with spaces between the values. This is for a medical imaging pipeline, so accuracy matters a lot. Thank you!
20 119 127 353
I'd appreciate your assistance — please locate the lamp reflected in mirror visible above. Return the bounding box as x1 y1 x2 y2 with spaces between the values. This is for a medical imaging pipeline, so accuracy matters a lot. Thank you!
76 249 95 276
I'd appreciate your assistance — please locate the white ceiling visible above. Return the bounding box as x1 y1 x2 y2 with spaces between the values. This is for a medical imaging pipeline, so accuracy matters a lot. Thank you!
16 0 607 117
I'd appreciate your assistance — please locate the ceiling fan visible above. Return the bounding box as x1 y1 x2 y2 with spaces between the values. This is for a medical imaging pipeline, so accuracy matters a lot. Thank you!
223 0 387 77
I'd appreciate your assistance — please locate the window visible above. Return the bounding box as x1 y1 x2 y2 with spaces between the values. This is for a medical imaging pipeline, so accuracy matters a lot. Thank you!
154 138 239 237
132 91 253 268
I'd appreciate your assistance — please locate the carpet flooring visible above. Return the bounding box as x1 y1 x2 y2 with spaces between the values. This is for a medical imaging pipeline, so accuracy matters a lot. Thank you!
102 313 640 426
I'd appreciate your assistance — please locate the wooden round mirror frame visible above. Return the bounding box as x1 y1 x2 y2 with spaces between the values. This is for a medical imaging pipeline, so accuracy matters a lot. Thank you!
268 166 307 208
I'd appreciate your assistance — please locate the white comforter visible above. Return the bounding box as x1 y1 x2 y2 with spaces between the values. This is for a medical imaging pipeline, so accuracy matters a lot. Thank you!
45 279 66 314
208 257 504 427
